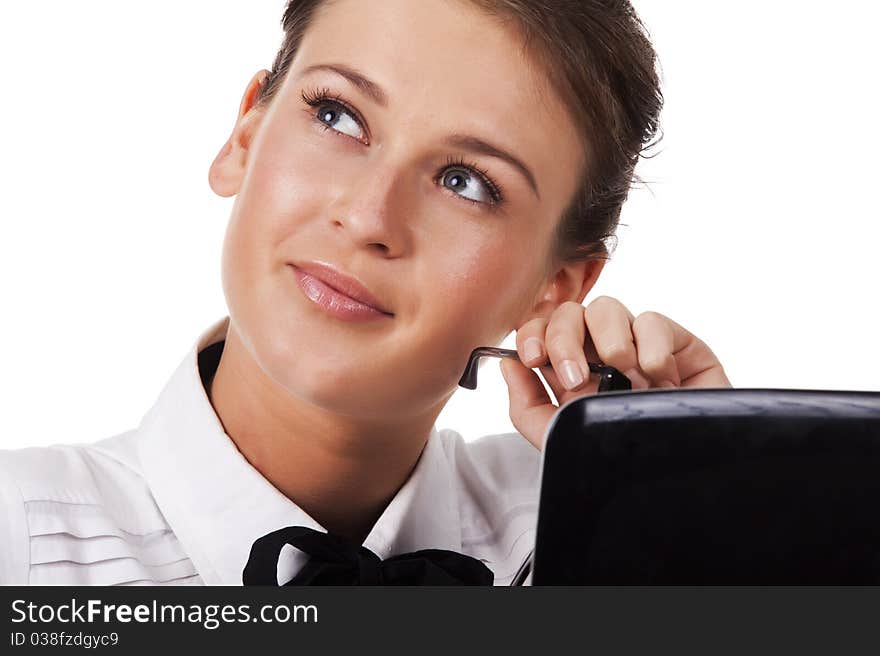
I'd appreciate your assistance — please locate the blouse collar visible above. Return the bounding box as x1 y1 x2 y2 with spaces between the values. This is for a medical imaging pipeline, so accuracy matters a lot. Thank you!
136 315 462 585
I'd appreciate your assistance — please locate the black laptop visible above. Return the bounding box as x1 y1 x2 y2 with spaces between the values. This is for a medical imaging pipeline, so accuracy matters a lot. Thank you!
529 388 880 584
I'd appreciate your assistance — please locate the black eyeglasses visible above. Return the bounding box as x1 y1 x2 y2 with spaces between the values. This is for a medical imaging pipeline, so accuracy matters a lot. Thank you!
458 346 633 392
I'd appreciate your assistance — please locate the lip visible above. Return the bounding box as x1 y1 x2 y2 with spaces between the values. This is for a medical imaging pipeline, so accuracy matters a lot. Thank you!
288 261 394 321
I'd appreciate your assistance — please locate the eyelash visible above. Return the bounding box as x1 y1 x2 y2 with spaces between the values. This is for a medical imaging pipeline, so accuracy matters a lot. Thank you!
300 86 505 210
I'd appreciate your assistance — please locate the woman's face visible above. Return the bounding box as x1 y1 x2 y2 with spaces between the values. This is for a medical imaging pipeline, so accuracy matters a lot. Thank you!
210 0 589 420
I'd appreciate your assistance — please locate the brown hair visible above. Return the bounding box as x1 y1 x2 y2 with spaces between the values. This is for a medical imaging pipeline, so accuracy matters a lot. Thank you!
254 0 663 271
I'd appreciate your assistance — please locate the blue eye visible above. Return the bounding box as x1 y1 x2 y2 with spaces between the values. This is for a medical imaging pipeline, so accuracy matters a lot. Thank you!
439 163 503 206
300 86 505 209
303 96 367 143
316 102 363 139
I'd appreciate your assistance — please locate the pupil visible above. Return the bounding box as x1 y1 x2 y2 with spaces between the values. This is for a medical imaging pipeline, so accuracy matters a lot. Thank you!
447 171 466 189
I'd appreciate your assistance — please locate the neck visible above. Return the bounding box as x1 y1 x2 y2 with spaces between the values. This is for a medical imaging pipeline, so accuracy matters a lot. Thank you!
205 324 447 544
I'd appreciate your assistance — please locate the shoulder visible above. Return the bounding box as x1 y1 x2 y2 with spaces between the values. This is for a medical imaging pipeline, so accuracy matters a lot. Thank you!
0 431 198 585
0 429 158 513
435 428 543 584
437 428 542 494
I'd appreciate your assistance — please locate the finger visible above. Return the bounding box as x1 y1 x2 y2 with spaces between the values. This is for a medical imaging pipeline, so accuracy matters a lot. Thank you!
584 296 650 388
631 311 683 387
674 335 733 388
544 301 591 392
499 358 558 450
514 312 600 400
515 316 550 367
537 364 564 404
540 363 600 407
632 312 732 389
683 360 732 387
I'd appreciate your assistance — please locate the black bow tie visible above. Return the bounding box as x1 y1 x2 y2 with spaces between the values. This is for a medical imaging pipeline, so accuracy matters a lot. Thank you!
242 526 494 585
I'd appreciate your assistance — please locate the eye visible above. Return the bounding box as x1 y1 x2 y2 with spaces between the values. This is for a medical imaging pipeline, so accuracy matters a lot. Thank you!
300 86 505 210
439 156 504 208
301 87 367 142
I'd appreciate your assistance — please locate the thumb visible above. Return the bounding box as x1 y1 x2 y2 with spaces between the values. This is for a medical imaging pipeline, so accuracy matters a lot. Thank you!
499 358 558 451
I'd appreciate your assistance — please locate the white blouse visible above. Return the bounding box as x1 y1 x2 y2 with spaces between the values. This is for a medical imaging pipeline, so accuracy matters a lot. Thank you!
0 316 541 586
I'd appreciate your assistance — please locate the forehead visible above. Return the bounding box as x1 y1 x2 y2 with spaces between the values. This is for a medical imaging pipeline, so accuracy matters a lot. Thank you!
286 0 583 210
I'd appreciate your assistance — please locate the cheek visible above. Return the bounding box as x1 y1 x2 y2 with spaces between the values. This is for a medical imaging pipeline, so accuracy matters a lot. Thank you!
424 241 527 340
240 143 322 232
219 138 327 322
223 138 334 280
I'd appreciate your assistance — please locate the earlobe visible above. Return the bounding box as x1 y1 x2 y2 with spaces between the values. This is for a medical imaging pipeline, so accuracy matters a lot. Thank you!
207 70 271 198
208 138 240 197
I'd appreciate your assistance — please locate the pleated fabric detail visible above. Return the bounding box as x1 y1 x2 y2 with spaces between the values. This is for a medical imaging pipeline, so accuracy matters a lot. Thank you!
24 500 202 586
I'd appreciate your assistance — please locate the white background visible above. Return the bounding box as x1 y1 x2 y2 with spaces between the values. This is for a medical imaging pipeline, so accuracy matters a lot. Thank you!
1 1 877 450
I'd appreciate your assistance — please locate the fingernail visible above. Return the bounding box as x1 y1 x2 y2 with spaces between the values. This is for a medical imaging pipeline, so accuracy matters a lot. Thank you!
560 359 584 389
523 337 543 363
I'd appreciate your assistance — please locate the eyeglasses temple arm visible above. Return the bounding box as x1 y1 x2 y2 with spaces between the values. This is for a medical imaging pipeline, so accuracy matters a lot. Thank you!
458 347 631 392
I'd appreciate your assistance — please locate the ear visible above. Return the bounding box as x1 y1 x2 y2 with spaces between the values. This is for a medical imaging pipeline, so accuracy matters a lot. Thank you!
518 257 606 326
208 70 271 198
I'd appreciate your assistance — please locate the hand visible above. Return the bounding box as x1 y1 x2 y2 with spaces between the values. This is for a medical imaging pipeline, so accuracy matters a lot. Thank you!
499 296 732 450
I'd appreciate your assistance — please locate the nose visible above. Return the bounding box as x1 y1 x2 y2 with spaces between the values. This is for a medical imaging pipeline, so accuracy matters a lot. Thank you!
327 151 412 257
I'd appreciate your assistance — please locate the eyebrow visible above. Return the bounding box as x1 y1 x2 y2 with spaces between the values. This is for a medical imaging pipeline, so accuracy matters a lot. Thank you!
301 63 389 108
442 133 540 200
299 62 541 199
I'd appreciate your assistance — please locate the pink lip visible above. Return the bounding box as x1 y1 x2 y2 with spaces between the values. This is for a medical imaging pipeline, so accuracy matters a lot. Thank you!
289 263 394 321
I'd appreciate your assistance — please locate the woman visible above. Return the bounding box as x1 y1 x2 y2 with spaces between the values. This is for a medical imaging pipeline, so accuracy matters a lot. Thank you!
0 0 730 585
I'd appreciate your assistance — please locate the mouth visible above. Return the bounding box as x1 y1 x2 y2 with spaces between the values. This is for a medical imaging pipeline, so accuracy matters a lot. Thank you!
288 263 394 322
